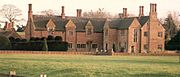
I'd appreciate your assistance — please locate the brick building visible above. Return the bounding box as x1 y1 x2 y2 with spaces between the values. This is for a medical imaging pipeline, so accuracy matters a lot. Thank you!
25 3 165 53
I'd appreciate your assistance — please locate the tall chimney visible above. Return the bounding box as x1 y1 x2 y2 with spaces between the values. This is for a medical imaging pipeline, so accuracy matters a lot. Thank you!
139 6 144 17
119 13 123 18
149 3 157 18
77 9 82 17
61 6 65 19
150 3 157 13
123 8 127 18
28 4 33 19
3 21 8 30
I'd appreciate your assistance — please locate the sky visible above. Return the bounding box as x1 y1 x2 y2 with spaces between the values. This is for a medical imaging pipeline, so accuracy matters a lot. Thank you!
0 0 180 26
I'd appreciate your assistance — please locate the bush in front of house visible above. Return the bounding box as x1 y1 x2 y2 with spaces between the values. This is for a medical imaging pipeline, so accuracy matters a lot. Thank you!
7 35 68 51
0 35 11 50
47 35 68 51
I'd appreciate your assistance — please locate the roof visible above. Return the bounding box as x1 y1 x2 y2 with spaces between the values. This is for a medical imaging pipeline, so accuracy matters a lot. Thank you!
31 15 150 32
33 15 69 31
137 16 149 26
0 30 21 38
33 15 106 32
109 17 135 29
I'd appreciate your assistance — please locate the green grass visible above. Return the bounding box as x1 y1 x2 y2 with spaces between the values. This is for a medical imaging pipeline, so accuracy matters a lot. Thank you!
0 54 180 77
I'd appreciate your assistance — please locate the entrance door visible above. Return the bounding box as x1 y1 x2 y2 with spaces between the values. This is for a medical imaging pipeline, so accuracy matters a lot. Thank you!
131 46 134 53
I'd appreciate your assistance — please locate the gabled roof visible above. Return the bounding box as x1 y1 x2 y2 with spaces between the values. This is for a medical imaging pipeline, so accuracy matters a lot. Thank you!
32 15 106 32
0 30 21 38
33 15 69 31
31 15 149 32
109 17 135 29
137 16 149 26
71 18 106 32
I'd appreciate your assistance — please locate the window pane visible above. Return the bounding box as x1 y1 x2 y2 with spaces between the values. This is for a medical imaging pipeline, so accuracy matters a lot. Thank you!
92 44 97 48
158 32 162 37
68 43 72 48
144 32 148 36
105 29 108 36
144 44 148 50
87 28 92 35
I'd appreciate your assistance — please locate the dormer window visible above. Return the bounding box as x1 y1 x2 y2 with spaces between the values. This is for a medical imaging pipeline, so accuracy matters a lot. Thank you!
47 27 55 35
68 30 74 36
87 28 92 35
46 19 56 35
105 29 108 36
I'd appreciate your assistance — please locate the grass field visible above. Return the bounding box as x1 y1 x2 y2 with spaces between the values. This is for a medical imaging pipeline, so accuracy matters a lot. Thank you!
0 54 180 77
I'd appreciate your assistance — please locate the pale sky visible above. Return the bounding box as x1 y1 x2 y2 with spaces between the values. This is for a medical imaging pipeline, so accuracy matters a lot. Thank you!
0 0 180 26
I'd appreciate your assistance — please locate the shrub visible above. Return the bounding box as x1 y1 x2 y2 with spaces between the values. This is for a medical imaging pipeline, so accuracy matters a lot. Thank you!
55 36 62 42
0 35 11 50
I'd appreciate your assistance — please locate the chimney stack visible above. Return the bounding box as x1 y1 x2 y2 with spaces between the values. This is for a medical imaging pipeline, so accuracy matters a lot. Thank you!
3 21 8 30
149 3 157 18
123 8 128 18
28 4 33 19
119 13 123 18
61 6 65 19
150 3 157 13
77 9 82 17
139 6 144 17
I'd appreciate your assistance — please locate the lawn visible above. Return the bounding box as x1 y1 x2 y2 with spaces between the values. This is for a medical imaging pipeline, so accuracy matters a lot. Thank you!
0 54 179 77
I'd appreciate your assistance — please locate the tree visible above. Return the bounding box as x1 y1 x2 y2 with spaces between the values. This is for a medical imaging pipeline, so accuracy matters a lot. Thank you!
166 31 180 50
40 9 57 16
16 25 25 32
0 4 22 23
163 13 178 42
83 8 112 18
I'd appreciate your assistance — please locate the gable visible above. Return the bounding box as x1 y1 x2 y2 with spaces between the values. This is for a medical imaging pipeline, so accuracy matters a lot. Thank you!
85 20 93 29
46 19 56 29
65 19 76 29
129 18 141 28
137 16 149 26
33 15 69 31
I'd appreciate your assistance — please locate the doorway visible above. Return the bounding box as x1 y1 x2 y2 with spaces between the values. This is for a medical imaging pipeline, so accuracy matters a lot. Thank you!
131 46 134 53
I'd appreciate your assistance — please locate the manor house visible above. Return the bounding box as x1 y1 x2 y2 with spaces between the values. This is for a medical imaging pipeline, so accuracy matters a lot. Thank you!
25 3 165 53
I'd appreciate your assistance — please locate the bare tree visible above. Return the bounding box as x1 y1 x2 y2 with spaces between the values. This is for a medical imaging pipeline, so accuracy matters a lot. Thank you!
0 4 22 23
40 9 57 16
83 8 112 18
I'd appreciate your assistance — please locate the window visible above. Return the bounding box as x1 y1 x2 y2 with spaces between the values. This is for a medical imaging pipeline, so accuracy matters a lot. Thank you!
68 43 72 48
47 27 55 35
87 28 92 35
81 44 86 48
158 44 163 50
77 44 81 48
92 44 97 49
134 29 138 42
119 42 121 48
105 29 108 36
144 32 148 36
124 42 127 49
144 44 148 50
121 30 125 36
158 32 163 37
77 44 86 48
68 30 74 36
